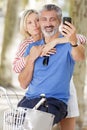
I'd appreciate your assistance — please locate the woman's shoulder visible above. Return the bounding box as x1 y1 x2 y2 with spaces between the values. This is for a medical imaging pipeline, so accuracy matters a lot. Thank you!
19 38 33 49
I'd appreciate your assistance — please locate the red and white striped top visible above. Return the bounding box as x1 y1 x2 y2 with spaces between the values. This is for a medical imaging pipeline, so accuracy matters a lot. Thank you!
13 34 87 73
13 38 34 73
76 34 87 44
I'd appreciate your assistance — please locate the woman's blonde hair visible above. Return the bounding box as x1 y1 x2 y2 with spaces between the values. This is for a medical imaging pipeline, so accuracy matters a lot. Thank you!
20 9 38 39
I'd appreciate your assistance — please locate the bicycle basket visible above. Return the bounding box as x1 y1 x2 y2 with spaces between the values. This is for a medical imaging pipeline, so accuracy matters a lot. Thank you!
23 108 55 130
3 107 27 130
3 107 55 130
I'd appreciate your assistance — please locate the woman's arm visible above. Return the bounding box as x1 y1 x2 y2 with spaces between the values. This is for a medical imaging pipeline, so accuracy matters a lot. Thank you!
18 55 35 89
13 38 33 73
18 45 44 89
41 37 68 56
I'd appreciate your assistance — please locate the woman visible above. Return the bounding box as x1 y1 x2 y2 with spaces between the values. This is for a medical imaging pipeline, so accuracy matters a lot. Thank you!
13 9 86 130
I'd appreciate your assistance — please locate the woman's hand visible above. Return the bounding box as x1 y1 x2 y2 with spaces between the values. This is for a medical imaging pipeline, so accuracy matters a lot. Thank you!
29 45 44 62
41 47 56 57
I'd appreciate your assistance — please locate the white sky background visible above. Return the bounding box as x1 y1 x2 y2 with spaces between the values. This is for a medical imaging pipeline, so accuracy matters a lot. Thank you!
27 0 65 11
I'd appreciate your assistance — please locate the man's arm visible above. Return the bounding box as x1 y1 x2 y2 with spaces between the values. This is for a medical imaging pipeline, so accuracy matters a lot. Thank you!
18 45 43 89
71 43 85 61
41 28 86 57
61 21 85 61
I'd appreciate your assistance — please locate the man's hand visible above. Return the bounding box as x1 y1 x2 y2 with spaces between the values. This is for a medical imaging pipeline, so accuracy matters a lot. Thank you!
61 21 77 45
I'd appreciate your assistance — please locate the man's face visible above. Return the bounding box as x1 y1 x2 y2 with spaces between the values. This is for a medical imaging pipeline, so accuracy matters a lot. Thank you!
39 10 61 37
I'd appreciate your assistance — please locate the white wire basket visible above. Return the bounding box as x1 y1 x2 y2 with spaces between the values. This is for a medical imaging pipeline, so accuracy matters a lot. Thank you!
3 107 27 130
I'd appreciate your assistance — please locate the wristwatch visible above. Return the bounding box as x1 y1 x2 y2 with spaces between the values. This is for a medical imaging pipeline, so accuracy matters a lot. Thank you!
71 44 78 47
71 39 80 47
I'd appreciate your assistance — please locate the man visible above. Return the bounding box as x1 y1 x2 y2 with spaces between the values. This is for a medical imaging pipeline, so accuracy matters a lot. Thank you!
18 4 85 125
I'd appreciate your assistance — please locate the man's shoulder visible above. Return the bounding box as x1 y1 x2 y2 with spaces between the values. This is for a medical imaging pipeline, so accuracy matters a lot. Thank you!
29 39 43 46
25 39 44 53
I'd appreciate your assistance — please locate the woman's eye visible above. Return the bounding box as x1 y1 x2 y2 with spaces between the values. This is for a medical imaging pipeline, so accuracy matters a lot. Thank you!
27 21 32 25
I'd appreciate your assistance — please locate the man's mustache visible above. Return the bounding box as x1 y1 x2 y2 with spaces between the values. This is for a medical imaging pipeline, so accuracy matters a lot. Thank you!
44 26 54 29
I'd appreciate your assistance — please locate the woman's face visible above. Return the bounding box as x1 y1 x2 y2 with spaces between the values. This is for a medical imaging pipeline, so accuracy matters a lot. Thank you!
25 13 41 36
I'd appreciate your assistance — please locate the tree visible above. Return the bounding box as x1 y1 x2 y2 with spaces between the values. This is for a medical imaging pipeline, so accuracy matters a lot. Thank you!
0 0 20 87
22 0 28 9
70 0 87 129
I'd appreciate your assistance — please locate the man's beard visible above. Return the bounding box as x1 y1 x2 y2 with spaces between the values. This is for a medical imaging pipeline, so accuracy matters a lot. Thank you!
41 26 59 37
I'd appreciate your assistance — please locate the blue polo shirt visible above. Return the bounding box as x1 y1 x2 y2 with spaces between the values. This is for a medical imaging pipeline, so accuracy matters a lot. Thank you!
24 37 75 104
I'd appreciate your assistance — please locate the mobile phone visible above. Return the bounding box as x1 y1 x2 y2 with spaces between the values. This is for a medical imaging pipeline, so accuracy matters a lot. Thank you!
63 17 72 25
62 17 72 34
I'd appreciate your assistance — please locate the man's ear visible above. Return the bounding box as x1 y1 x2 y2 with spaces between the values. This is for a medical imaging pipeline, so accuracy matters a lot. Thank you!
58 18 61 25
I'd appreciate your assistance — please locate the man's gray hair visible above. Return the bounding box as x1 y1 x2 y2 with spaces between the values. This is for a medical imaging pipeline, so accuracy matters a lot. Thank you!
39 4 62 20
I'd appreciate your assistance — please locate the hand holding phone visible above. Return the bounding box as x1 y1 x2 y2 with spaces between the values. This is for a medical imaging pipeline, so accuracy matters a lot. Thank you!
62 17 72 34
